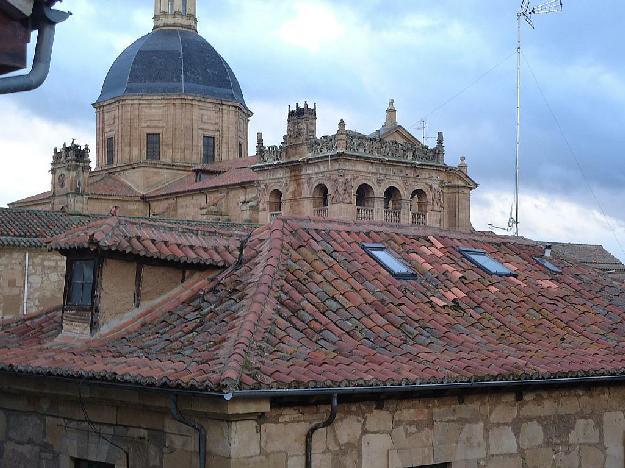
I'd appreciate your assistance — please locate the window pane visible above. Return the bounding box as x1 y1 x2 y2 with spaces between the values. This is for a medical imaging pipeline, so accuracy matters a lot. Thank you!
146 134 160 161
203 136 215 164
106 137 114 165
67 260 95 307
535 257 562 273
363 243 416 278
370 249 414 275
459 249 513 276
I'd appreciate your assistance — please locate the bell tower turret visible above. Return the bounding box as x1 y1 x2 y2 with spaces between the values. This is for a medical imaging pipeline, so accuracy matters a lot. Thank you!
154 0 197 31
50 140 91 213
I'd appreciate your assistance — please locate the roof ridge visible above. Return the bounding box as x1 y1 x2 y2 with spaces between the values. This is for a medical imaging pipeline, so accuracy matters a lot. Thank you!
277 215 537 245
217 219 287 392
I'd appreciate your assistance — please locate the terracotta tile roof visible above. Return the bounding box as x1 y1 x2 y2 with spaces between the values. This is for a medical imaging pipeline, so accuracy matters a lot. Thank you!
146 159 258 198
47 216 246 267
191 156 257 173
9 190 52 206
87 174 141 197
1 217 625 393
0 208 99 248
547 242 625 275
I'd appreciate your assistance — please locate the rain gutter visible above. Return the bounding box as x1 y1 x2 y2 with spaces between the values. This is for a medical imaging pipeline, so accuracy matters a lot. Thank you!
5 371 625 401
0 2 70 94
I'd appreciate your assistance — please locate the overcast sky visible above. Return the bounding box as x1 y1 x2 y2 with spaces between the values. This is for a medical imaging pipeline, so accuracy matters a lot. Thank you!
0 0 623 261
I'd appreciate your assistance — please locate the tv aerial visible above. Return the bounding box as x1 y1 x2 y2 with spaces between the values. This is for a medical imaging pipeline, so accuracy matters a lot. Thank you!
505 0 563 236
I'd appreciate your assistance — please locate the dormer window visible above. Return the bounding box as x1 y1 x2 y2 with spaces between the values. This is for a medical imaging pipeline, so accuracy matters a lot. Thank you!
535 257 562 273
459 248 515 277
362 243 417 279
66 259 96 307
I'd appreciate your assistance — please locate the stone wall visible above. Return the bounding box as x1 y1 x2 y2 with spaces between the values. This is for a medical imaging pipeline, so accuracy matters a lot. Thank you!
95 95 250 178
4 374 625 467
219 385 625 468
0 375 234 468
0 247 66 320
255 155 472 230
148 184 259 224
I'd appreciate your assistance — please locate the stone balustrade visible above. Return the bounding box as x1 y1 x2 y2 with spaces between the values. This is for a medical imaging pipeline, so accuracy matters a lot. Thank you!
256 133 444 165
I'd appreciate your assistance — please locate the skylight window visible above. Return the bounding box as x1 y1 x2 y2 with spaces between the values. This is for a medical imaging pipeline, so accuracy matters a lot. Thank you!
534 256 562 273
458 248 515 277
362 243 417 279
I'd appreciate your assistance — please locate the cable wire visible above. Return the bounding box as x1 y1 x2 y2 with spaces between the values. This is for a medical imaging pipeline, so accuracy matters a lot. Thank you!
79 380 130 468
521 51 625 259
412 49 517 129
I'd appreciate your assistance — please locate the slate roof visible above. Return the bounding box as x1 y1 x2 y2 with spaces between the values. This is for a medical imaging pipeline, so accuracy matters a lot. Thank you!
1 217 625 394
48 216 246 267
96 28 247 107
0 208 99 248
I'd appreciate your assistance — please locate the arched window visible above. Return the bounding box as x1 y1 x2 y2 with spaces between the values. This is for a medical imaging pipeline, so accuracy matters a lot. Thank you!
269 189 283 221
410 189 428 225
168 0 174 14
355 184 374 221
182 0 187 15
383 186 402 223
312 184 329 218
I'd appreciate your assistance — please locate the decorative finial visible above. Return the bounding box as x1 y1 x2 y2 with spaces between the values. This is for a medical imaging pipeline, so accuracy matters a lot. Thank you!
385 99 397 127
458 156 467 174
338 119 346 132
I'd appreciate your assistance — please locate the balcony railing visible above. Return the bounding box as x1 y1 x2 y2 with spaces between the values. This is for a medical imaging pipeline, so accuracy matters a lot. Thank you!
313 207 329 218
356 206 374 221
384 209 401 224
411 212 427 226
269 211 282 221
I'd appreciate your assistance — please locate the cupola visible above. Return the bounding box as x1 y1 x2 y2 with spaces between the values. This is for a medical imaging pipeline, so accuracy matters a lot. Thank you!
154 0 198 31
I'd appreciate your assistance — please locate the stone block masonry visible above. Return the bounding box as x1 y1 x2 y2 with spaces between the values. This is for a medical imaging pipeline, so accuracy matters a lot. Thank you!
3 378 625 467
0 248 66 320
224 385 625 468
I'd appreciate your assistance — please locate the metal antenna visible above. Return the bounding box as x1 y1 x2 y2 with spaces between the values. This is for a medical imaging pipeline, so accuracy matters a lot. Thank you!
416 119 436 144
511 0 563 236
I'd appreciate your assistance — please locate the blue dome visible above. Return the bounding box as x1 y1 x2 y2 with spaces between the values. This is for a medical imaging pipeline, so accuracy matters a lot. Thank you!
96 28 247 107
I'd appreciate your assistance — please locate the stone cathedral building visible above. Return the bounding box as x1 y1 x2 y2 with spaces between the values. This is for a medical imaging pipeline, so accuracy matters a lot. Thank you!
9 0 476 231
3 2 625 468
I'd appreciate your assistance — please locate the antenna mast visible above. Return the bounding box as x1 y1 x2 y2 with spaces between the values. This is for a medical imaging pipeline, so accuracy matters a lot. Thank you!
512 0 563 236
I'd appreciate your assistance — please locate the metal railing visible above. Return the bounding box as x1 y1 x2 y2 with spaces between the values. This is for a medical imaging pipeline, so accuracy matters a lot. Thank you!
356 207 374 221
384 209 401 224
411 212 426 225
313 207 329 218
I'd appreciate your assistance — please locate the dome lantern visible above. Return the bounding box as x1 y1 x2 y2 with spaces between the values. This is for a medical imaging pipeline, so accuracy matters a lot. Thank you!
154 0 197 31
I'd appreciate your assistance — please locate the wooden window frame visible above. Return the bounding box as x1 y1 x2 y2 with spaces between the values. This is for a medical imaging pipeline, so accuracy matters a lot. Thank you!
64 258 97 308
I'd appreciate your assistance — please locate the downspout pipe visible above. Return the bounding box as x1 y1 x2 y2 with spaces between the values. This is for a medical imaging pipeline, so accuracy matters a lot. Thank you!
305 393 337 468
169 394 206 468
0 3 70 94
22 251 29 315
